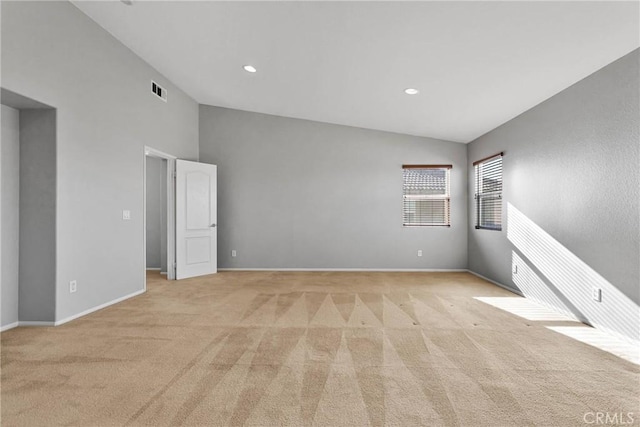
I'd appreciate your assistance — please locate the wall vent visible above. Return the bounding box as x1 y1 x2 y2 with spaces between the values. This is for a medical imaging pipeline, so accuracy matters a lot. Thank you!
151 80 167 102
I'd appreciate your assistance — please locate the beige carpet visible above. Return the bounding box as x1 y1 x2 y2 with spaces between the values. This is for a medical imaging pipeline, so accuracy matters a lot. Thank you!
1 271 638 426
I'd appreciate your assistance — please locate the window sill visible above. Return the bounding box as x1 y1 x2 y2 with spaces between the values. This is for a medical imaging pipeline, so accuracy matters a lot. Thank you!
475 226 502 231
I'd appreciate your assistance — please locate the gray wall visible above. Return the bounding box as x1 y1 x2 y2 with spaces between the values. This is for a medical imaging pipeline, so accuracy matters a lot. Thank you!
145 156 167 271
2 1 199 322
200 106 468 269
1 105 20 328
467 49 639 342
20 109 56 322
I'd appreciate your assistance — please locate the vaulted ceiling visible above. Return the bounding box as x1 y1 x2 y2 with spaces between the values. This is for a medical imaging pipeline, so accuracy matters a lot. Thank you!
72 1 639 143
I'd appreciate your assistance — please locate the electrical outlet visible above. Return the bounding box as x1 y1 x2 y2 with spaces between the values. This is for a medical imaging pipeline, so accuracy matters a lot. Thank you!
70 280 77 293
231 250 237 257
592 287 602 302
417 250 422 257
122 210 131 220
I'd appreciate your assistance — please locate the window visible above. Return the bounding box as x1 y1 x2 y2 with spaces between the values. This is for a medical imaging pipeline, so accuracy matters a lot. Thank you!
402 165 451 227
474 152 503 230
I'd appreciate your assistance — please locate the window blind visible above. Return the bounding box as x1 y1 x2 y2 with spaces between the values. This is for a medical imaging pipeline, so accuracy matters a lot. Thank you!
402 165 451 227
474 153 503 230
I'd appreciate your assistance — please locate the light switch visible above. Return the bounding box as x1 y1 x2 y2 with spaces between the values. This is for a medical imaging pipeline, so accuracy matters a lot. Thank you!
122 210 131 220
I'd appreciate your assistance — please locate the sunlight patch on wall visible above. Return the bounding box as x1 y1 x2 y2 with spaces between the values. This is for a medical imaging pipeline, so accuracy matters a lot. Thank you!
474 297 578 322
512 251 578 321
507 203 640 343
547 326 640 365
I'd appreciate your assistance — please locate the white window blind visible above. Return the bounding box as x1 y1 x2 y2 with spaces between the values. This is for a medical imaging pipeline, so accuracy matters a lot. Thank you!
402 165 451 227
474 152 503 230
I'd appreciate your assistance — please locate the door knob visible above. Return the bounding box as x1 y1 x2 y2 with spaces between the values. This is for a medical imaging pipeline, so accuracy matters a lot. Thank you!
211 223 217 228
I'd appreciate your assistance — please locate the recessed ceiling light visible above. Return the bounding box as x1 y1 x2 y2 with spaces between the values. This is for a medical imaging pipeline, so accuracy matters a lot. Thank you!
404 88 419 95
243 65 257 73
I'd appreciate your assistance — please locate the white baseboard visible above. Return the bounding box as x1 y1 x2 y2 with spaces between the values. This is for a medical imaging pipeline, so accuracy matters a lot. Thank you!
1 289 146 331
0 322 19 332
467 269 523 296
218 268 469 272
160 271 167 275
466 270 640 348
0 270 483 333
55 289 145 326
588 320 640 348
146 268 161 271
1 321 56 332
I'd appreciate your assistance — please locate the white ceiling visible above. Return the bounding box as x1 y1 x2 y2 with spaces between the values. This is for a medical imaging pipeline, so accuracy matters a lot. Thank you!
72 1 639 143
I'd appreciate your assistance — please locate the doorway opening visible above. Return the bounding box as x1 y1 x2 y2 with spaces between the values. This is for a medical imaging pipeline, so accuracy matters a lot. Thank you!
144 147 176 288
1 88 56 330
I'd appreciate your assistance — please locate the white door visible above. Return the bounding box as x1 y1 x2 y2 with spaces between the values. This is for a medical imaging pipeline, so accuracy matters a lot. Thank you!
176 159 217 279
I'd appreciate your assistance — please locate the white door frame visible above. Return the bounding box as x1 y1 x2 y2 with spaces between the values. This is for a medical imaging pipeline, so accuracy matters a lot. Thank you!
143 146 177 288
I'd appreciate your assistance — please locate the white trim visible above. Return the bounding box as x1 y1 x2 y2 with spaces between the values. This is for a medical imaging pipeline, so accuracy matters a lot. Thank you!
2 289 146 330
160 272 167 275
146 268 161 271
7 320 56 331
54 289 145 326
144 146 176 160
1 322 19 332
166 158 176 280
218 268 469 272
143 149 147 291
467 269 524 296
